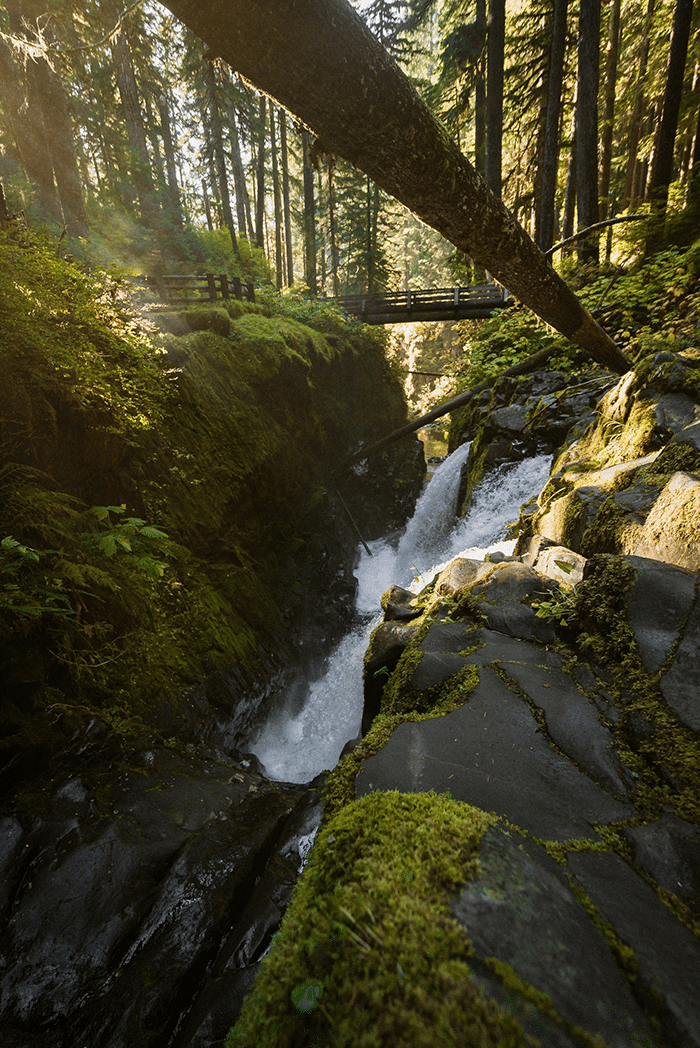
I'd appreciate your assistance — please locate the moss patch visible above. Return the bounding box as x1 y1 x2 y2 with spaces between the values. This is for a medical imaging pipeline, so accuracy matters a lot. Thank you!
226 790 540 1048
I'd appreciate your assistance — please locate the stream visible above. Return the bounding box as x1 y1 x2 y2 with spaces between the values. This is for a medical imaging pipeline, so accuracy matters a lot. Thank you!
246 445 552 784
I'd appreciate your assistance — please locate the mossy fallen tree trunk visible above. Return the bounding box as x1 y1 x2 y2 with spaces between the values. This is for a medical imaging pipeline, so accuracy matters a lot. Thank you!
161 0 630 375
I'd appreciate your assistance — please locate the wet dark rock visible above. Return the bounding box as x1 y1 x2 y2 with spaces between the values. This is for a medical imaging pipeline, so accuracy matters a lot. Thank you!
450 826 658 1048
659 593 700 733
357 667 633 841
568 852 700 1047
0 747 318 1048
621 815 700 907
653 392 700 436
381 584 423 622
496 660 625 795
623 556 696 673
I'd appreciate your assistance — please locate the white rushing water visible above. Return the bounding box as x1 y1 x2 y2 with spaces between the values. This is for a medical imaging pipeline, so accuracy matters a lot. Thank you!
246 446 552 783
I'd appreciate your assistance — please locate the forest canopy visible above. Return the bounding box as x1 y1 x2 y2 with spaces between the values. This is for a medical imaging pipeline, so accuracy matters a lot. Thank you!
0 0 698 339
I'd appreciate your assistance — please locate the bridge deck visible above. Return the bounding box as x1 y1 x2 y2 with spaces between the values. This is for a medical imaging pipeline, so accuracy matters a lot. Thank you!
325 283 514 324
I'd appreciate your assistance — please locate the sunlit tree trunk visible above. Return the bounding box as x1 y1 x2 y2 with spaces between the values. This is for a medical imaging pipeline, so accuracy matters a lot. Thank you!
110 6 159 225
475 0 487 178
328 158 340 295
2 1 63 226
203 58 239 256
621 0 655 212
646 0 694 250
227 97 253 240
269 106 284 287
280 109 294 285
157 91 184 228
255 96 267 249
161 0 630 372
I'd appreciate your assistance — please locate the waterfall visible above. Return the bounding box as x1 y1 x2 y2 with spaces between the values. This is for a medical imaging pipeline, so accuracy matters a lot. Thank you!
245 447 552 784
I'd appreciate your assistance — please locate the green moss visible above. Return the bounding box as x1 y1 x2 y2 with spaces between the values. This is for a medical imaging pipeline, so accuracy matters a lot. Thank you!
0 229 417 750
226 790 540 1048
579 497 629 557
573 556 639 667
636 439 700 488
567 880 641 989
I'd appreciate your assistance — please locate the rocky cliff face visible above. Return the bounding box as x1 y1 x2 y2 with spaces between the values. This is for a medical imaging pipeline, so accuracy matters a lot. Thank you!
0 236 425 1047
232 348 700 1048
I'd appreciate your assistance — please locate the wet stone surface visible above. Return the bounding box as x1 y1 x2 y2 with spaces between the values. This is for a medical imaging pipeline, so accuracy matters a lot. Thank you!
0 746 322 1048
357 551 700 1047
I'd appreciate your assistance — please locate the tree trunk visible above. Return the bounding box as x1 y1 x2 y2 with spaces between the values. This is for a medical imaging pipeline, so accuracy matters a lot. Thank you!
538 0 568 251
302 129 317 295
328 159 340 295
280 109 294 285
598 0 621 222
485 0 505 197
576 0 601 263
110 7 159 225
2 1 62 225
269 106 284 287
475 0 487 178
161 0 630 373
255 96 267 249
204 59 239 256
227 96 254 240
202 178 214 230
646 0 694 249
157 91 184 227
621 0 655 212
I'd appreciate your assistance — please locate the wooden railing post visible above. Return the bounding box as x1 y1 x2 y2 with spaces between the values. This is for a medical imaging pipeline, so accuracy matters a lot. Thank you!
231 276 242 300
219 274 230 299
206 273 217 301
245 282 255 303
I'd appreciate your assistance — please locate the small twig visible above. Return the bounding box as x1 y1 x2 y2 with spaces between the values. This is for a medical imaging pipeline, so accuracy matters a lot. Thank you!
595 267 625 312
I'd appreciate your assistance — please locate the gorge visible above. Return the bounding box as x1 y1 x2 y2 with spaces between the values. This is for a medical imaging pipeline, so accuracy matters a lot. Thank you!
2 234 700 1048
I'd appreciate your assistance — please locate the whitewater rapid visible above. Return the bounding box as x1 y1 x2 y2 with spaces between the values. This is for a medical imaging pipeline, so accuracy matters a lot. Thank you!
246 446 552 783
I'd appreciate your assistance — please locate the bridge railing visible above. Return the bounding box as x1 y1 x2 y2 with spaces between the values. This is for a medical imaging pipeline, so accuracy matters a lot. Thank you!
327 283 512 320
138 273 256 306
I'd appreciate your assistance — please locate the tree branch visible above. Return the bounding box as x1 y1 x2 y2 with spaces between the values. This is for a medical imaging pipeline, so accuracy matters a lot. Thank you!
545 214 648 257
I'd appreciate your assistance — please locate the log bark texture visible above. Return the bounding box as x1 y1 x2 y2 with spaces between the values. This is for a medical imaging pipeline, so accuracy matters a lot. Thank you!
161 0 630 374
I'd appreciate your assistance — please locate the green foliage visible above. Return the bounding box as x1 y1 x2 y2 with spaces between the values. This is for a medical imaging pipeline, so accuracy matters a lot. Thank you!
577 243 700 358
255 281 380 338
454 307 581 389
0 228 168 438
533 586 577 629
187 229 271 284
86 506 169 577
449 240 700 396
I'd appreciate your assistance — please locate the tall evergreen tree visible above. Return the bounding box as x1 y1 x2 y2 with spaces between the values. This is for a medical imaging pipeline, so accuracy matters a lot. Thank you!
647 0 695 247
576 0 601 261
538 0 569 250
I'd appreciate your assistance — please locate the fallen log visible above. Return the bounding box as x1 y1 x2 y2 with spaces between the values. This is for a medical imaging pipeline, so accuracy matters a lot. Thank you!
337 344 560 474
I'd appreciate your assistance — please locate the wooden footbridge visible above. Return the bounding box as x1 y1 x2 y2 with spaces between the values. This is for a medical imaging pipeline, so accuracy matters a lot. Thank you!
325 283 514 324
140 273 513 325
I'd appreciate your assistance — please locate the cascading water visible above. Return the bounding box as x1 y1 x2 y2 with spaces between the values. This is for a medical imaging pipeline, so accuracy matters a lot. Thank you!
246 446 552 784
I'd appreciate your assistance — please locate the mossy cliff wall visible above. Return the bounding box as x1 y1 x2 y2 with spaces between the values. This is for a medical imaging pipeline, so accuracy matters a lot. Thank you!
0 231 423 767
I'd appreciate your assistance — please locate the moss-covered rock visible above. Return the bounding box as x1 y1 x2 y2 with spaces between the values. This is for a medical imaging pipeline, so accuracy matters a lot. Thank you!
226 790 525 1048
0 229 422 759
